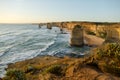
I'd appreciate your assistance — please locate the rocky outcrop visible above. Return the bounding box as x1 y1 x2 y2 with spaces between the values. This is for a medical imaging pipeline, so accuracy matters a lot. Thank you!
38 23 46 28
106 27 120 40
70 25 84 46
47 23 52 29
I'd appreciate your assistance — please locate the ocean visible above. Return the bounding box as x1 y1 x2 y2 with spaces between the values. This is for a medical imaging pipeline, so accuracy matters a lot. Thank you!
0 24 90 77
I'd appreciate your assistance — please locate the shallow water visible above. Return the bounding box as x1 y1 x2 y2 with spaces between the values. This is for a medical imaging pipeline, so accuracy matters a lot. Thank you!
0 24 90 77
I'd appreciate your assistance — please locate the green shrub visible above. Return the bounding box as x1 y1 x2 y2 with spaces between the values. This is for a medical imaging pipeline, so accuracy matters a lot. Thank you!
4 69 26 80
86 31 96 35
98 32 107 39
25 66 37 73
90 43 120 76
97 43 120 60
74 25 82 29
103 64 120 76
44 65 62 76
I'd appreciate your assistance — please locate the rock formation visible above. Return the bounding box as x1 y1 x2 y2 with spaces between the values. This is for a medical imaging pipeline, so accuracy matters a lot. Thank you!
106 27 120 43
70 25 84 46
47 23 52 29
39 21 120 46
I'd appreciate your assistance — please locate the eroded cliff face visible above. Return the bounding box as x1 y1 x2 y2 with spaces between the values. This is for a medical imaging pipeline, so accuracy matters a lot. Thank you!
106 27 120 42
57 22 120 41
39 22 120 44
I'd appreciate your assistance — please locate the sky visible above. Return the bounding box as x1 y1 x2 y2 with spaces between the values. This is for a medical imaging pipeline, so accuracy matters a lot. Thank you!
0 0 120 23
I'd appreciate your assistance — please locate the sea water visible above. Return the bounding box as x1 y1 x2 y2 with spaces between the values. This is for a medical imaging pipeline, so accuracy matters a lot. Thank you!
0 24 90 77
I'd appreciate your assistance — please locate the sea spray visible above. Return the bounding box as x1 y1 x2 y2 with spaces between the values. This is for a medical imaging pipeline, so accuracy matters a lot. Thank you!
0 24 90 77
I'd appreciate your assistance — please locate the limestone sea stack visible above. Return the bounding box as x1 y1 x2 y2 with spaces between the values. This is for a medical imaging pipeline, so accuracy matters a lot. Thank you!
70 25 84 47
47 23 52 29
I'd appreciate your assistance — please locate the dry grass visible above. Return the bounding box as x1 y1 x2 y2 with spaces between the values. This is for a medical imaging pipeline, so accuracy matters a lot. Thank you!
3 44 120 80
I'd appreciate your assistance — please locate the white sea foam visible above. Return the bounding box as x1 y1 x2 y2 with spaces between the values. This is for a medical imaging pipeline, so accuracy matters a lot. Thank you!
0 64 7 78
0 24 89 78
0 39 55 78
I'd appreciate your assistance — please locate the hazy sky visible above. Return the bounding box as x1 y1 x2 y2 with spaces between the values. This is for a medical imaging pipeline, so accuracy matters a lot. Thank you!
0 0 120 23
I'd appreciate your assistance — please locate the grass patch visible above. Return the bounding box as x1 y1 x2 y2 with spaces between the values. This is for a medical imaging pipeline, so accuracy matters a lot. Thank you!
44 64 63 76
97 43 120 60
104 64 120 76
89 43 120 76
98 32 107 39
3 69 26 80
86 31 96 35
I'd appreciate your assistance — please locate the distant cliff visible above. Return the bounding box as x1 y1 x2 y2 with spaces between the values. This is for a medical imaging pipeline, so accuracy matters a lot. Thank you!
39 21 120 44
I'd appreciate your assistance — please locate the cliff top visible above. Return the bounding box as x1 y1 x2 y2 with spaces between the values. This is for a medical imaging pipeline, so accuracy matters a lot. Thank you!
3 43 120 80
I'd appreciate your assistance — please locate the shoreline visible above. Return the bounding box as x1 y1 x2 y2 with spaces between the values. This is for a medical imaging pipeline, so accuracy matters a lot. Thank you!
1 40 120 80
0 27 106 78
0 23 120 80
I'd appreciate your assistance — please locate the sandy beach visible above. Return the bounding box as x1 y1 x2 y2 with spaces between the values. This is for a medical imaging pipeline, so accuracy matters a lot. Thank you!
84 33 105 46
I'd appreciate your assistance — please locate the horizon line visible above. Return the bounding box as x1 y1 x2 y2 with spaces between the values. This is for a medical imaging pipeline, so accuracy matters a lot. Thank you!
0 20 120 24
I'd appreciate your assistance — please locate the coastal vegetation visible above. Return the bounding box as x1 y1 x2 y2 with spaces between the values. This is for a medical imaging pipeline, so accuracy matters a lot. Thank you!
2 43 120 80
87 43 120 76
86 30 107 39
3 69 26 80
86 31 96 35
97 32 107 39
43 64 63 76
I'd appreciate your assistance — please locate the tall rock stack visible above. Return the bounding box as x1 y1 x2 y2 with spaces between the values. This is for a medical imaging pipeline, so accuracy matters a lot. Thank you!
70 25 84 47
47 23 52 29
39 24 41 28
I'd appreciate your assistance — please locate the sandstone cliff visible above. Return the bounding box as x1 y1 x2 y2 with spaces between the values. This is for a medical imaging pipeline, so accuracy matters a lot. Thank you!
70 25 84 46
38 21 120 47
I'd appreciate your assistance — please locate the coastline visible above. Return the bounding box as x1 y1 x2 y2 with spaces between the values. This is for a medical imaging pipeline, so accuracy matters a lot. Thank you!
1 22 120 80
4 54 120 80
2 37 120 80
2 33 120 80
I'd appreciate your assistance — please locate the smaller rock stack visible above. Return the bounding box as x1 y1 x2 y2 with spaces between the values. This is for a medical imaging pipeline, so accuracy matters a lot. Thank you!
106 27 120 43
39 24 41 28
47 23 52 29
70 25 84 47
